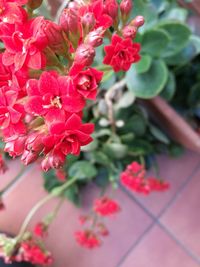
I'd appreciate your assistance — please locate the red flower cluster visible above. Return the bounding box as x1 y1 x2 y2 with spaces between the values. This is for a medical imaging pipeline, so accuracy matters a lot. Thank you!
75 230 101 249
0 0 143 171
0 0 109 171
18 241 53 265
75 195 120 248
0 235 52 266
93 196 120 216
120 161 169 195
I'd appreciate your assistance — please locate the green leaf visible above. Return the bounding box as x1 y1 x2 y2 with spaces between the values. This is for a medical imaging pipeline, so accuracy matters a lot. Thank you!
43 170 62 192
149 125 170 144
161 7 188 23
63 185 81 206
160 71 176 101
116 91 136 108
189 35 200 55
81 139 99 152
135 54 152 74
94 168 109 187
141 29 170 57
131 0 158 31
129 139 153 155
103 143 128 159
164 35 200 66
126 59 168 99
90 151 110 166
68 161 97 180
157 21 191 57
126 115 147 136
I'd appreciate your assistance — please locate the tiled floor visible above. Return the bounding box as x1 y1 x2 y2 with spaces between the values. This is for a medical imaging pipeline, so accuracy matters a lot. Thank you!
0 150 200 267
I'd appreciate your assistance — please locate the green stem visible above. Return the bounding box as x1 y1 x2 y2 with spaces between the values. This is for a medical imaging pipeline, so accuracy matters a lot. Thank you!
16 177 77 240
1 165 25 196
95 65 113 71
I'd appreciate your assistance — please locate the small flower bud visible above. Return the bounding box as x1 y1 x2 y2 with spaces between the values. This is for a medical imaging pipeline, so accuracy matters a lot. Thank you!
41 20 65 54
120 0 133 17
122 25 137 39
81 12 96 34
21 150 38 165
59 8 80 34
27 0 43 10
131 16 145 28
25 133 44 153
74 44 95 66
4 135 26 158
104 0 118 21
85 27 105 47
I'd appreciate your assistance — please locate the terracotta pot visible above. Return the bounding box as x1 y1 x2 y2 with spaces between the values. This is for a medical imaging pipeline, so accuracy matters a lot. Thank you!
143 96 200 153
178 0 200 15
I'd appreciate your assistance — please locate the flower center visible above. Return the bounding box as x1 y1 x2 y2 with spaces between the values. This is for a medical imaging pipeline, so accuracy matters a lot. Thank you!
51 96 62 108
77 75 91 90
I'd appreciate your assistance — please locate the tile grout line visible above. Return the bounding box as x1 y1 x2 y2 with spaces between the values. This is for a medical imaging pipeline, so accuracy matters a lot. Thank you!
116 161 200 267
157 160 200 218
3 165 33 197
158 222 200 265
116 220 156 267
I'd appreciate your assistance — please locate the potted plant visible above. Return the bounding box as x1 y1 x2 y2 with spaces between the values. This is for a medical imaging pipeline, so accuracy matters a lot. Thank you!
0 0 198 266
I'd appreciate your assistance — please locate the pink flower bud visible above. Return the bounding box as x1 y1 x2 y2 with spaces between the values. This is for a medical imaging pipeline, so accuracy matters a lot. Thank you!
81 12 96 34
4 135 26 157
21 150 38 165
120 0 133 16
74 44 95 66
131 16 145 28
25 133 44 153
59 8 80 34
85 27 105 47
41 20 65 54
122 25 137 39
104 0 118 21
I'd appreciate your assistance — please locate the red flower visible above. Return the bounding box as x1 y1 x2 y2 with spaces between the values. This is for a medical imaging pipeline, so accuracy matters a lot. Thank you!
55 169 66 181
93 197 120 216
0 86 25 131
120 161 170 195
148 177 170 192
79 0 113 30
103 34 141 72
0 17 48 71
25 71 85 123
69 64 103 100
20 241 53 265
75 230 101 249
40 114 94 171
34 222 47 238
0 0 27 24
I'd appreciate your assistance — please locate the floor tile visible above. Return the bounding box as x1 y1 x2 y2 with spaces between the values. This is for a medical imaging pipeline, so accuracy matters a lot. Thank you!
46 185 153 267
161 168 200 259
132 151 200 216
120 225 199 267
0 159 23 192
0 166 153 267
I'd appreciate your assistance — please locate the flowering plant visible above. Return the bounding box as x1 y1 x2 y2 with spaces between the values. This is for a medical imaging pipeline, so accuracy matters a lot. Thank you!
0 0 197 265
